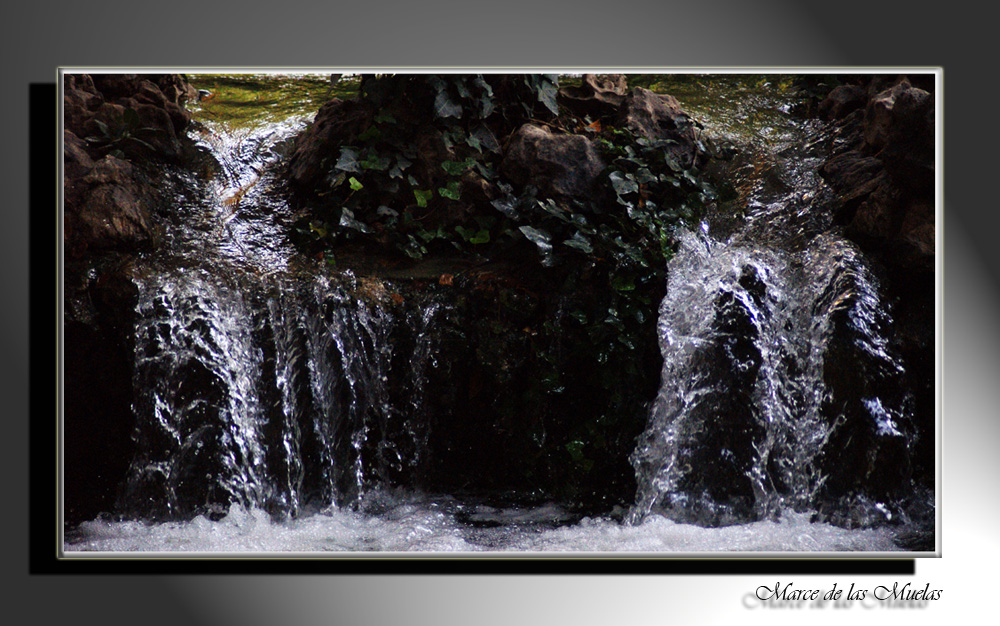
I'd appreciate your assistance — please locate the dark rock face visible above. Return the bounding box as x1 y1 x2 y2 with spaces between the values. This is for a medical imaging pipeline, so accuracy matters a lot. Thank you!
558 73 627 118
500 124 605 198
65 73 195 162
62 73 197 523
286 98 372 192
64 261 141 524
821 78 935 272
818 75 936 491
64 155 158 257
818 84 867 120
63 73 197 258
617 88 701 168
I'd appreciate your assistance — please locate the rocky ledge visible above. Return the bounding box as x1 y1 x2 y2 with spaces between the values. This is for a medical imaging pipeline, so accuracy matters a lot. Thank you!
63 73 199 524
818 75 937 485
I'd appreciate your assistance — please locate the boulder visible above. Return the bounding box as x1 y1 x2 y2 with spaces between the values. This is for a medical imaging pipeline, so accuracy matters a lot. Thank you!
818 84 867 120
65 73 194 160
558 74 627 118
286 98 372 191
64 74 103 135
500 124 605 198
617 88 701 169
866 83 935 193
65 155 157 257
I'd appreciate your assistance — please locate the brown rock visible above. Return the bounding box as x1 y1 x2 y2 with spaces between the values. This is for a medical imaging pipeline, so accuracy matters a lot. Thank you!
286 98 372 191
63 74 104 136
896 201 935 268
863 80 917 151
134 79 169 108
500 124 605 198
558 74 627 117
818 84 867 120
617 88 701 168
66 156 157 256
845 182 901 243
63 130 94 180
66 73 194 162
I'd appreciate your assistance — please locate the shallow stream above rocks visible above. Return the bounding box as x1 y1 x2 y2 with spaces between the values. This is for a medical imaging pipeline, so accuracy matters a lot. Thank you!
62 73 936 553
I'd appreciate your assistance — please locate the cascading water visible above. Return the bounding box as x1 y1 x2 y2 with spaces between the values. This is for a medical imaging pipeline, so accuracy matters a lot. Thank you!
112 76 450 522
626 227 914 527
64 75 932 553
626 92 918 528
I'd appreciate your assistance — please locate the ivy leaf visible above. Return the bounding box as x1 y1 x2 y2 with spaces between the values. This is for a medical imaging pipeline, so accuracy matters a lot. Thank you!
388 155 412 179
442 159 474 176
309 221 328 238
360 151 391 171
454 77 473 99
635 167 657 185
535 76 559 116
611 274 636 292
609 171 639 196
471 124 500 154
414 189 433 207
470 229 490 244
348 176 363 191
336 147 360 172
357 126 382 142
339 207 369 232
438 180 461 200
519 225 552 253
433 90 463 119
491 196 518 219
563 232 593 254
473 75 494 97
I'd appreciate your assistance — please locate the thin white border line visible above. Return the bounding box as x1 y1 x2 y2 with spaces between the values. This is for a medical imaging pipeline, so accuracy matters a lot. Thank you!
56 67 943 559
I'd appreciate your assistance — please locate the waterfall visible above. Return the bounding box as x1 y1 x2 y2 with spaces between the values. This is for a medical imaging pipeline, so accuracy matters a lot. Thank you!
65 75 932 552
627 134 916 528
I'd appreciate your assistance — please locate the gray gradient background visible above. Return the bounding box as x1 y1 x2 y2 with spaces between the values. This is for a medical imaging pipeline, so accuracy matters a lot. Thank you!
6 0 996 623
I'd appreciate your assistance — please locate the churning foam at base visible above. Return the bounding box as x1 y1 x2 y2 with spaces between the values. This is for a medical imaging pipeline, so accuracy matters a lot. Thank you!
64 490 906 554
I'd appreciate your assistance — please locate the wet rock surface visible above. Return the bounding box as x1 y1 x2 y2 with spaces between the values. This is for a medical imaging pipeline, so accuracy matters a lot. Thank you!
63 73 199 524
63 72 198 258
818 75 936 491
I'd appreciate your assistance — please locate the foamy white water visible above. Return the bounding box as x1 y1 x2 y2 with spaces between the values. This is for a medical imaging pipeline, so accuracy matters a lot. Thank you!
64 489 908 554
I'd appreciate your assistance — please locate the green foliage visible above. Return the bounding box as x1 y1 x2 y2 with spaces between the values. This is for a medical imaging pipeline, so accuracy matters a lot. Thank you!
294 74 571 260
85 106 163 158
290 75 717 507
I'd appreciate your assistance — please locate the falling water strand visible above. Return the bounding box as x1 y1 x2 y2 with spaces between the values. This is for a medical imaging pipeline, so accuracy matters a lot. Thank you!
627 131 914 528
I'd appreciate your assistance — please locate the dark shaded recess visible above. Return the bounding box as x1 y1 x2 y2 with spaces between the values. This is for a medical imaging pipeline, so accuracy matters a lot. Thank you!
63 262 138 525
816 74 936 518
816 296 912 507
354 263 664 512
888 265 935 486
